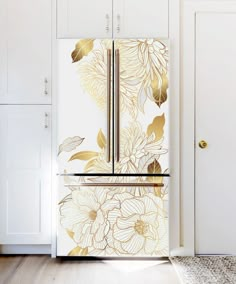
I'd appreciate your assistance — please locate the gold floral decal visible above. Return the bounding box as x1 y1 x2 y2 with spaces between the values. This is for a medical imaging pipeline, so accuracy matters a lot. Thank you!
58 39 169 256
147 114 165 142
68 151 98 162
59 186 168 256
117 39 168 113
71 39 94 63
146 159 168 199
151 72 168 107
58 136 84 155
68 246 88 256
73 39 168 117
97 129 106 149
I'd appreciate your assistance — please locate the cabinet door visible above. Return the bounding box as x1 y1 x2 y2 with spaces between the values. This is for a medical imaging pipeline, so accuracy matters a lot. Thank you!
57 39 113 174
113 0 169 38
114 39 169 175
57 0 112 38
0 106 51 244
0 0 51 104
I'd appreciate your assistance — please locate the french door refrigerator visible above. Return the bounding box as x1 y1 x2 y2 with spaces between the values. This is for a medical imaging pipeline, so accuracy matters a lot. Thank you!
57 39 169 257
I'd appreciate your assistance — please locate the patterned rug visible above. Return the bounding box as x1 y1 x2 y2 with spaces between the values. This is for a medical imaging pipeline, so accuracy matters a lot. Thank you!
170 257 236 284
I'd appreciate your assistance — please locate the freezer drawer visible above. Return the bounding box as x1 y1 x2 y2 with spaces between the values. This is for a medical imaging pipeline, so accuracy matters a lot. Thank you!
57 177 168 257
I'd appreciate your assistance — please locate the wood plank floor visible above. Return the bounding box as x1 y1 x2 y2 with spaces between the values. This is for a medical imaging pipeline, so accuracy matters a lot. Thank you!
0 256 180 284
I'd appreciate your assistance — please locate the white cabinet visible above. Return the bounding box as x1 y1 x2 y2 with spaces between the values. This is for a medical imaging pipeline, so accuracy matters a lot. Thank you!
57 0 169 38
57 0 113 38
113 0 169 38
0 0 51 104
0 106 51 244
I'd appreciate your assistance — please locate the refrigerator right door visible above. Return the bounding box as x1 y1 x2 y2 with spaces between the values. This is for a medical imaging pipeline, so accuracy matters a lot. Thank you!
114 39 169 175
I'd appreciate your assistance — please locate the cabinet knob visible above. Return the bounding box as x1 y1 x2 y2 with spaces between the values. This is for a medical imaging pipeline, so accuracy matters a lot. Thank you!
198 140 208 149
44 112 49 128
117 14 120 33
105 14 109 33
44 78 48 95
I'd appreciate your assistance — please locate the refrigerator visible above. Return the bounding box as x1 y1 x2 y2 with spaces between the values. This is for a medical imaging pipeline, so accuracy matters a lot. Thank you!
57 39 169 257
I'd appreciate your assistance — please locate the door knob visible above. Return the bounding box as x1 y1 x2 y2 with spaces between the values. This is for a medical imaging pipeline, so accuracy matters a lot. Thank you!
198 140 208 149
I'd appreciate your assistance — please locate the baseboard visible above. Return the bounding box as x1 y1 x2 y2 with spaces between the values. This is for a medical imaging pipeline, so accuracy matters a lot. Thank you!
0 245 51 255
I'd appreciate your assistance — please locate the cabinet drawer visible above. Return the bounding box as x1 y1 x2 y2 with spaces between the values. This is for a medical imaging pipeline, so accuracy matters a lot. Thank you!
57 177 169 256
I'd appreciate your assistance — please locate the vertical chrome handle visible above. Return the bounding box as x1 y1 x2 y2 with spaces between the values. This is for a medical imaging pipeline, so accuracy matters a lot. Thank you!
44 78 48 95
107 49 111 163
116 14 120 33
44 112 49 128
115 49 120 162
105 14 110 33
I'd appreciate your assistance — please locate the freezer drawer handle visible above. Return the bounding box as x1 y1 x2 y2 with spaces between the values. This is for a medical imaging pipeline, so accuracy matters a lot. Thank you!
64 183 164 187
107 49 112 163
115 49 120 162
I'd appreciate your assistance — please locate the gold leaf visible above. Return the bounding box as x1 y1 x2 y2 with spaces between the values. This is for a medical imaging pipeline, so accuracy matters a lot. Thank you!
68 151 98 161
147 159 162 174
84 158 96 172
151 72 168 107
66 229 74 239
147 114 165 141
58 194 71 205
68 246 88 256
71 39 94 63
97 129 106 149
147 160 163 198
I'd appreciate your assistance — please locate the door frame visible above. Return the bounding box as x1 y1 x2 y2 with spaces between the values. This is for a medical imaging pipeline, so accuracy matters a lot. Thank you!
181 0 236 256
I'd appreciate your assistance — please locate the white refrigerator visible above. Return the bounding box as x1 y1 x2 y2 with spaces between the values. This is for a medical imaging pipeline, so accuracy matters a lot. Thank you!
57 39 169 257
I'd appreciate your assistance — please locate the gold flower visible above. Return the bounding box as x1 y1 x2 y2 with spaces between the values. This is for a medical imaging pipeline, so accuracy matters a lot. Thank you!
116 122 167 174
60 187 119 251
109 193 167 255
118 39 168 112
77 41 138 118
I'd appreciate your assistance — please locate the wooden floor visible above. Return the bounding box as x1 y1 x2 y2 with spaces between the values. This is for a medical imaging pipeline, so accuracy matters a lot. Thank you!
0 256 180 284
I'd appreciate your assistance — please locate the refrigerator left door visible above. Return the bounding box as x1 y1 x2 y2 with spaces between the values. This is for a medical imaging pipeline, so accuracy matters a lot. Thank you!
57 39 113 174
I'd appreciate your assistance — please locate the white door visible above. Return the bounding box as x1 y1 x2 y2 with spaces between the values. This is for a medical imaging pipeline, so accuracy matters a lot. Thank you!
57 0 112 38
113 0 169 38
0 106 51 244
195 12 236 254
0 0 51 104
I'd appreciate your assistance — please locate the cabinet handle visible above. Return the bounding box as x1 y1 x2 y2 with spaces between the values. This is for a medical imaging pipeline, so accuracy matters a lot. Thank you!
65 183 164 187
116 14 121 33
105 14 110 33
44 112 49 128
44 78 48 95
115 49 120 162
107 49 111 163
